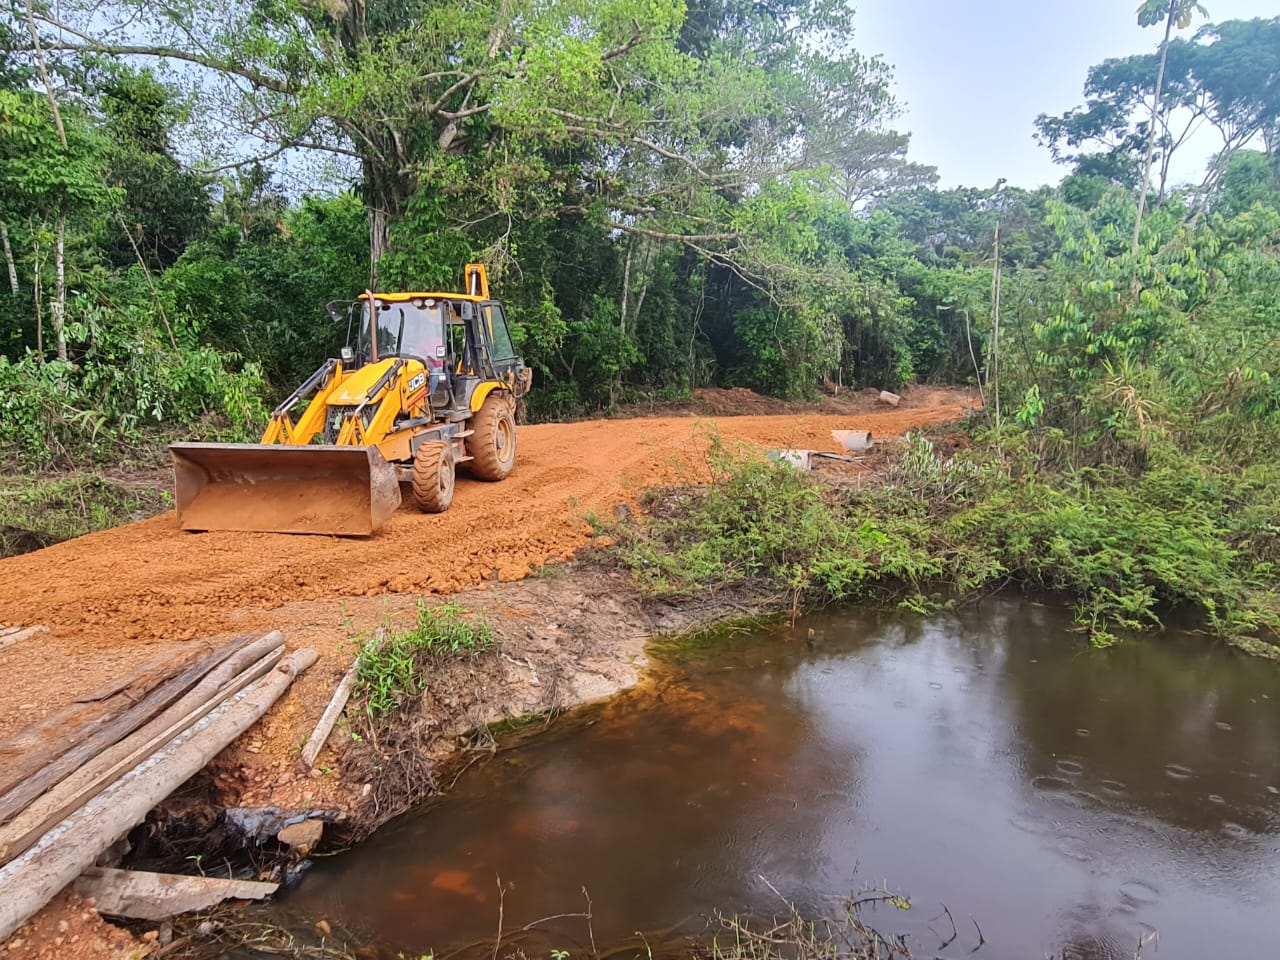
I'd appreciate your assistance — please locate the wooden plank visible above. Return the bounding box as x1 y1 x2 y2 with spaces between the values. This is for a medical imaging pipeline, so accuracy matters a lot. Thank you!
0 644 284 866
75 867 278 921
0 626 47 652
298 655 360 770
0 635 254 822
0 648 318 942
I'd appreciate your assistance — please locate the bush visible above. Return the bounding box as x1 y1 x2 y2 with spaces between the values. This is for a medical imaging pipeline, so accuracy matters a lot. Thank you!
606 433 951 611
606 429 1280 655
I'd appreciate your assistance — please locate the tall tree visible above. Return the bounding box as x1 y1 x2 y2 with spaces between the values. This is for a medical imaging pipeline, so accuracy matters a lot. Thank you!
13 0 918 298
1132 0 1207 248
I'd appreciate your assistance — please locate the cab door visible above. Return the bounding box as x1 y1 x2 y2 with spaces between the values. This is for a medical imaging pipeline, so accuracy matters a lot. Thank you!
482 302 530 397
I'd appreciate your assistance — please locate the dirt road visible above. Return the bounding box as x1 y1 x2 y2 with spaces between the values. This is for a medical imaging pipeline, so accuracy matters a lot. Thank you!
0 394 974 741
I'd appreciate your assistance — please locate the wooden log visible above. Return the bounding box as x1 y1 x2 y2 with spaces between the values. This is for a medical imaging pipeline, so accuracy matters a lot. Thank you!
0 635 255 821
0 648 318 942
878 390 901 407
0 625 47 652
74 867 278 921
298 655 360 771
0 642 284 866
0 641 231 797
74 647 203 704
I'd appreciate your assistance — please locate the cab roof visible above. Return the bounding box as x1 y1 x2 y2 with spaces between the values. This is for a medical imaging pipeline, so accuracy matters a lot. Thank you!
357 291 487 303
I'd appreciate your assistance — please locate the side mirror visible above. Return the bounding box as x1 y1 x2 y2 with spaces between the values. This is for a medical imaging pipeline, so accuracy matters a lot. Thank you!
340 346 355 364
459 302 475 320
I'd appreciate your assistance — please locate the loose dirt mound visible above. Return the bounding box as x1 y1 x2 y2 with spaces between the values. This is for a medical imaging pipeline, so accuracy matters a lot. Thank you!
0 397 975 741
607 384 964 419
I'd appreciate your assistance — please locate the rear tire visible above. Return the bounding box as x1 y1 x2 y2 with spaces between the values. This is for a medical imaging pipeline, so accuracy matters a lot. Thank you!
465 394 517 481
411 440 455 513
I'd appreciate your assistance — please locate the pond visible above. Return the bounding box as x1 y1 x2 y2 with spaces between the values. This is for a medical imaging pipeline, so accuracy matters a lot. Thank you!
281 600 1280 959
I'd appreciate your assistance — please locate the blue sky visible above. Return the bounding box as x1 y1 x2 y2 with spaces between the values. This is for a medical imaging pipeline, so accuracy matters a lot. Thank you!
852 0 1279 189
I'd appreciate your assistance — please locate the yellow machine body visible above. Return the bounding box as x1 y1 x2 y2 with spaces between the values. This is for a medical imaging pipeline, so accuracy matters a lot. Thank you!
170 263 530 536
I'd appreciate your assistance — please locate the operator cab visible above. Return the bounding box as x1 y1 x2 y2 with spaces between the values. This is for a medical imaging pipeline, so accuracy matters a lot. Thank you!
326 288 525 415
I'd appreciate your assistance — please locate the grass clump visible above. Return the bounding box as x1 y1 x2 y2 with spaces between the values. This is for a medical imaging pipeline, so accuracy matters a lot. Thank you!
355 600 495 719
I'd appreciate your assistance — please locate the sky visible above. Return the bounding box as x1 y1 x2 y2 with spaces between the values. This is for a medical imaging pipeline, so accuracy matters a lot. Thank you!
851 0 1279 189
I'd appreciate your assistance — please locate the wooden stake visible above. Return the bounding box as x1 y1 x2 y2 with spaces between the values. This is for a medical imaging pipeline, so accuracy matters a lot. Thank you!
0 636 255 820
0 626 45 651
298 656 360 771
0 642 227 800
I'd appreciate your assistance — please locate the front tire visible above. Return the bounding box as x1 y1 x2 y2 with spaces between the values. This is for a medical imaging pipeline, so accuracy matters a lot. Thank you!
466 394 517 481
411 440 455 513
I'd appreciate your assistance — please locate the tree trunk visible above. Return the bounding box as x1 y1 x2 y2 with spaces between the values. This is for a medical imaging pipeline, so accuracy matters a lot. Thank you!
619 238 634 334
368 204 388 288
53 206 67 361
991 221 1002 430
32 234 43 361
1133 4 1177 252
0 222 17 295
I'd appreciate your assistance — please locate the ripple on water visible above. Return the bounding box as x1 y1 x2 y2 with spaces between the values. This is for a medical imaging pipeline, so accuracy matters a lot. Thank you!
1215 721 1233 731
1208 794 1226 805
1033 775 1072 792
1101 779 1127 794
1008 814 1045 836
1075 728 1091 738
1051 836 1097 863
928 681 943 690
1118 880 1160 905
1057 759 1085 776
1165 763 1194 781
1222 822 1251 839
1267 785 1279 796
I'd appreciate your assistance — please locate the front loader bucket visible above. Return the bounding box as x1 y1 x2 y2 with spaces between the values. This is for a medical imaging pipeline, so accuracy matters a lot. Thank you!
170 443 403 536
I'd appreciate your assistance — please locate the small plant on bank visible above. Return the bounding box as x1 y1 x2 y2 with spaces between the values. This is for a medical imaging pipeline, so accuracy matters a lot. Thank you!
355 601 495 720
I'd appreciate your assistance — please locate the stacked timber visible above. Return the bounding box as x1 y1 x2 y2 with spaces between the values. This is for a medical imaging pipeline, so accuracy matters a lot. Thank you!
0 632 318 941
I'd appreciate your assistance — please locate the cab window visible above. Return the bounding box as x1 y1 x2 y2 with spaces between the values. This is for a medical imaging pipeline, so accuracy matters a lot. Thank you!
485 304 517 361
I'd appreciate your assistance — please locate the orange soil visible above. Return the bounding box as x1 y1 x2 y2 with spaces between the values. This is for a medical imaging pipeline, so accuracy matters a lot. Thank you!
3 890 144 959
0 394 974 743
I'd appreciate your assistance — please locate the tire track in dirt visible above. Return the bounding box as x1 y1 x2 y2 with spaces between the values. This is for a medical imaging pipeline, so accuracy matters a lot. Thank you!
0 401 972 736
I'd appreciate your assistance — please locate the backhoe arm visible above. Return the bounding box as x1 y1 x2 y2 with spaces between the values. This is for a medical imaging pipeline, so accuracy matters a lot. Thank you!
261 359 343 445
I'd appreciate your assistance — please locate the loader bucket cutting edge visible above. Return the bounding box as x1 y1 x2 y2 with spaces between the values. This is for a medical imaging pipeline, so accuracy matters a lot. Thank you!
170 442 403 536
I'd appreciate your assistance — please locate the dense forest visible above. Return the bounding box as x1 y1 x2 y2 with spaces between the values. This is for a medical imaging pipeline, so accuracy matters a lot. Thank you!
1 1 1278 644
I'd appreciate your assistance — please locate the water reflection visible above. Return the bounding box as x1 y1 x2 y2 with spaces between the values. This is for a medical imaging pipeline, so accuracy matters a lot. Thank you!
281 599 1280 960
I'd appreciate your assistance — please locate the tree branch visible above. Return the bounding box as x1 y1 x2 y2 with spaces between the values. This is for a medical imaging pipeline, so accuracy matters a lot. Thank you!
30 38 294 95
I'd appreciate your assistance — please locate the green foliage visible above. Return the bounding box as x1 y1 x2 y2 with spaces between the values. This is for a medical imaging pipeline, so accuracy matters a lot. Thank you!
0 472 167 558
948 444 1279 646
355 601 495 720
608 431 1280 653
0 298 267 465
606 432 947 607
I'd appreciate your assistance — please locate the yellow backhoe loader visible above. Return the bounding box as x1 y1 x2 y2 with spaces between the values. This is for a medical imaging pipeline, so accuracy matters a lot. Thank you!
170 264 532 536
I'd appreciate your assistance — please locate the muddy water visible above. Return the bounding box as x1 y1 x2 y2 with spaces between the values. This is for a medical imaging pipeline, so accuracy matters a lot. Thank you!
284 601 1280 959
